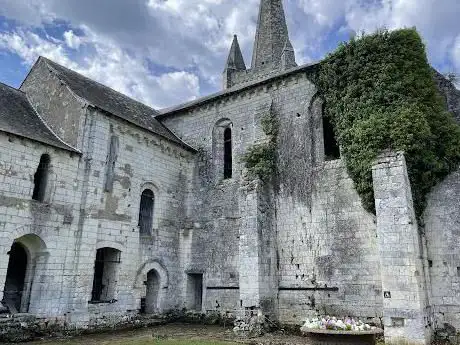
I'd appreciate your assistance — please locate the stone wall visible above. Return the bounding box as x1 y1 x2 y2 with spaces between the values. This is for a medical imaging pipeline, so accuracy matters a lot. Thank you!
0 102 194 326
372 152 430 345
0 132 82 316
433 69 460 122
162 77 288 316
62 107 194 324
424 168 460 332
20 59 87 150
161 69 383 324
276 160 381 324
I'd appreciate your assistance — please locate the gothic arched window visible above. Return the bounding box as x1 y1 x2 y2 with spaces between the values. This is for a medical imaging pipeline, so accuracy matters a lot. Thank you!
224 128 232 179
139 189 154 235
32 154 51 202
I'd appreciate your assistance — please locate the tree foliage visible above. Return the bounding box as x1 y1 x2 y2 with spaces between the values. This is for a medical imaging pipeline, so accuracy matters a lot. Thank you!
318 28 460 219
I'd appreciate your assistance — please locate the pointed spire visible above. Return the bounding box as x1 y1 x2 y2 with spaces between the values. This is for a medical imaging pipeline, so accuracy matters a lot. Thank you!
281 38 297 70
251 0 295 69
225 35 246 71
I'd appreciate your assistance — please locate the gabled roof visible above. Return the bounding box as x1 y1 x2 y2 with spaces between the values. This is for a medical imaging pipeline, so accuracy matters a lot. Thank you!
40 57 193 150
0 82 78 152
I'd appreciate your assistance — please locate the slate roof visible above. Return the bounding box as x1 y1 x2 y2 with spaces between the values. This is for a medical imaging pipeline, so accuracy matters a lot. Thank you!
0 82 77 152
41 57 192 150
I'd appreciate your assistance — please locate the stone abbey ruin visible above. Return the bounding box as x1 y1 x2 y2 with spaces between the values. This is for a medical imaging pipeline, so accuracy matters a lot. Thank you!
0 0 460 344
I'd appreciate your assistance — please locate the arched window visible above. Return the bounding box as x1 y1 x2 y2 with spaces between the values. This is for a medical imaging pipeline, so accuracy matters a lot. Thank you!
224 128 232 179
32 154 50 202
139 189 154 235
323 115 340 161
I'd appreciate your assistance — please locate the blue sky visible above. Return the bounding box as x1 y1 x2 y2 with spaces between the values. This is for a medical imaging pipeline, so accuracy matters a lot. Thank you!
0 0 459 109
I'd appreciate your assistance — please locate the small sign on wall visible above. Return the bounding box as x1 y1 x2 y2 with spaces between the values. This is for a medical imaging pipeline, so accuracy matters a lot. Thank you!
384 291 391 299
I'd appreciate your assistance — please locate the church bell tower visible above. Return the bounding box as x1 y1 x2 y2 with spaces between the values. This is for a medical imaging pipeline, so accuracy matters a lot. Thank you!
222 0 297 89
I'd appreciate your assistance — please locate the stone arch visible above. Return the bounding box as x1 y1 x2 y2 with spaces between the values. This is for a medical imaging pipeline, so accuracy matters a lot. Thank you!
134 260 169 313
95 240 125 253
134 260 169 289
307 91 322 115
2 233 48 314
6 225 46 248
212 118 233 182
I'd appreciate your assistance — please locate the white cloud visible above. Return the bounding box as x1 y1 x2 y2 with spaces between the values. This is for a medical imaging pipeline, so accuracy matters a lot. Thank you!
0 28 200 108
453 34 460 71
0 30 73 66
0 0 459 106
63 30 82 49
298 0 349 27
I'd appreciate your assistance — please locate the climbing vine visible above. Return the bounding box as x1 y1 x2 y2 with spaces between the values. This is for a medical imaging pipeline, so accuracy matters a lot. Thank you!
241 110 279 182
318 28 460 219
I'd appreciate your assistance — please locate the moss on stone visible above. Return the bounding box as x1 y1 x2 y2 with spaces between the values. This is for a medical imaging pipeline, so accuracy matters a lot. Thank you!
241 110 279 182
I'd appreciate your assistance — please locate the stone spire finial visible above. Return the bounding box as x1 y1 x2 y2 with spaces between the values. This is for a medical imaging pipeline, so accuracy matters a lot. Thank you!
223 34 246 89
225 35 246 71
281 38 297 70
251 0 295 70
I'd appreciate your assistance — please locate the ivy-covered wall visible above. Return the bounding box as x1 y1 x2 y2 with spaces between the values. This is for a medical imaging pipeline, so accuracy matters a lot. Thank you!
318 28 460 219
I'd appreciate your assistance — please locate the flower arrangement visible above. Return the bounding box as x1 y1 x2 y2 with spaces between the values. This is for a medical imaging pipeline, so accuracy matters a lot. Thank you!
301 316 376 332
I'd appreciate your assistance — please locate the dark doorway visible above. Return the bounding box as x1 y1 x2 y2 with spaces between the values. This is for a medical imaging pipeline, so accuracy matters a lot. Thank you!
323 116 340 160
3 242 28 313
145 269 160 314
187 273 203 311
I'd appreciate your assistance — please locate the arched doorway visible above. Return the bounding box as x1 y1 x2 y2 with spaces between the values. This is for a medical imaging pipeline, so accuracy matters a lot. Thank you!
3 242 28 313
2 234 47 314
145 269 160 314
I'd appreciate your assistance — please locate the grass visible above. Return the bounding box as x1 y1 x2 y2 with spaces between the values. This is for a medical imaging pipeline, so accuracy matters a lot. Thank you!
32 338 238 345
150 341 236 345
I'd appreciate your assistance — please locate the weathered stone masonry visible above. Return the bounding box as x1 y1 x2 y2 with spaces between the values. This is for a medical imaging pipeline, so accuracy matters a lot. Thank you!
1 0 460 344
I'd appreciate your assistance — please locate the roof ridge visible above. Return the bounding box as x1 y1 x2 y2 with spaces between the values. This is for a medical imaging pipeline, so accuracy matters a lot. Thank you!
0 81 26 94
41 56 159 114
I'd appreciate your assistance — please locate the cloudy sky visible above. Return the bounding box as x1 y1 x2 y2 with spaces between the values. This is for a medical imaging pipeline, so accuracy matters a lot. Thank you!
0 0 459 109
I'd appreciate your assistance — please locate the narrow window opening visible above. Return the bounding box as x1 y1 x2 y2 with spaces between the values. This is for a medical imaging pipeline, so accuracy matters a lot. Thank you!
187 273 203 311
323 116 340 161
139 189 154 235
224 128 232 179
32 154 50 202
91 248 121 302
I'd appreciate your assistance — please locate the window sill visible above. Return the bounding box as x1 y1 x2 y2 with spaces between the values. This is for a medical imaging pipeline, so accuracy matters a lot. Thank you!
216 177 236 186
88 299 118 305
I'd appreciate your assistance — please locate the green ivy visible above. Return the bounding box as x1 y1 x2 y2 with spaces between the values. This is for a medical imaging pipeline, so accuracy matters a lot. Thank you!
242 110 279 182
318 28 460 219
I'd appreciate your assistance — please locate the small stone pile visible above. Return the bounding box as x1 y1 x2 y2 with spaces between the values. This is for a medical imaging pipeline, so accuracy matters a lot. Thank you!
233 310 267 338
